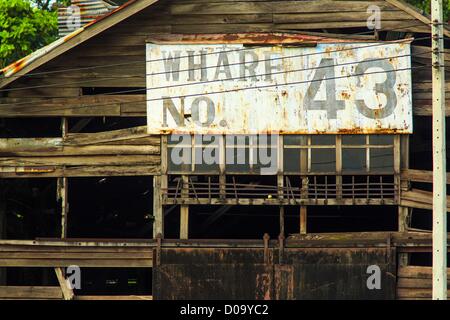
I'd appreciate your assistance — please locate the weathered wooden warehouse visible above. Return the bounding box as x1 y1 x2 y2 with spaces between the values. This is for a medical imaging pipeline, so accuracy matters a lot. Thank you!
0 0 449 300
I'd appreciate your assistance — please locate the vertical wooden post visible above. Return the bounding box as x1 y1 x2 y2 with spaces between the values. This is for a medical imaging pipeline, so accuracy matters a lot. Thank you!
300 136 308 234
431 0 447 300
180 175 189 239
219 135 226 200
153 135 167 238
153 175 163 238
278 135 285 237
58 117 69 239
57 177 68 239
394 135 402 210
54 267 74 300
398 135 410 266
336 135 342 200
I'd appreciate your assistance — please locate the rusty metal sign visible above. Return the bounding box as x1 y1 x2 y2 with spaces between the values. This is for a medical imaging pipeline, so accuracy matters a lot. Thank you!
146 42 412 134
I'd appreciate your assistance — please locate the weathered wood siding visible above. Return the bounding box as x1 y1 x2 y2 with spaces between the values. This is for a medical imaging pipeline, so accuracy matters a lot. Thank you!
397 266 450 299
0 126 160 177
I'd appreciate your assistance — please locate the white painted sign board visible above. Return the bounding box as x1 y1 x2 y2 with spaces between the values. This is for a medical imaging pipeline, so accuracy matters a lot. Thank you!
146 42 412 134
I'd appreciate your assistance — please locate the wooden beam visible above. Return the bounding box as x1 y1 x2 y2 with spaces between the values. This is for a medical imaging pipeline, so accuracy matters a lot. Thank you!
0 165 160 178
0 286 63 300
0 241 153 267
153 176 163 238
402 169 450 184
64 126 153 146
54 267 74 300
180 175 189 240
57 177 68 238
300 206 307 235
401 189 450 211
278 135 284 237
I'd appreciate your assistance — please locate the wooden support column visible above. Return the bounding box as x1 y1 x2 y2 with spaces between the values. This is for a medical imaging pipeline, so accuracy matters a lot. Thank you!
180 175 189 239
336 135 343 200
58 117 69 239
153 135 167 238
398 135 410 266
300 136 308 234
153 176 163 238
394 136 406 226
278 135 284 237
54 267 74 300
57 177 68 239
219 135 226 200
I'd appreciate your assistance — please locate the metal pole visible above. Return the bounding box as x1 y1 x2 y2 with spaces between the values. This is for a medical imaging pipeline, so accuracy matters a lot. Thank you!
432 0 447 300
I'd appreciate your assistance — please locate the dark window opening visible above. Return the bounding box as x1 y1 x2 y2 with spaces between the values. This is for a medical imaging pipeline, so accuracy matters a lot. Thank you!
3 268 57 286
0 118 61 138
68 176 153 239
307 205 397 233
188 205 281 240
2 179 58 240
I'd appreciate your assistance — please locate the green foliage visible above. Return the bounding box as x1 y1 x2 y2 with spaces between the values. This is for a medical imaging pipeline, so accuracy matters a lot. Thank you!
406 0 450 21
0 0 57 68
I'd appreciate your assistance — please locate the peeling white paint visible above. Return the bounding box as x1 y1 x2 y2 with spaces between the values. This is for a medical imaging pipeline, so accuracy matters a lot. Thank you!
146 43 412 134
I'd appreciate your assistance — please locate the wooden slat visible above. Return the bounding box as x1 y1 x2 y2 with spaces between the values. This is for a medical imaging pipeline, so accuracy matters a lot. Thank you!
397 266 450 300
65 126 151 145
55 268 74 300
0 165 160 178
401 169 450 184
170 1 395 15
0 155 159 166
0 145 159 156
0 286 63 299
413 101 450 116
273 11 411 23
400 189 450 211
0 241 153 267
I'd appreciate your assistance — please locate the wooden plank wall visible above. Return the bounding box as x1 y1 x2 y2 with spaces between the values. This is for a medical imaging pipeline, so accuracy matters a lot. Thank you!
0 0 435 118
0 126 160 178
0 239 154 267
412 46 450 116
397 266 450 299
